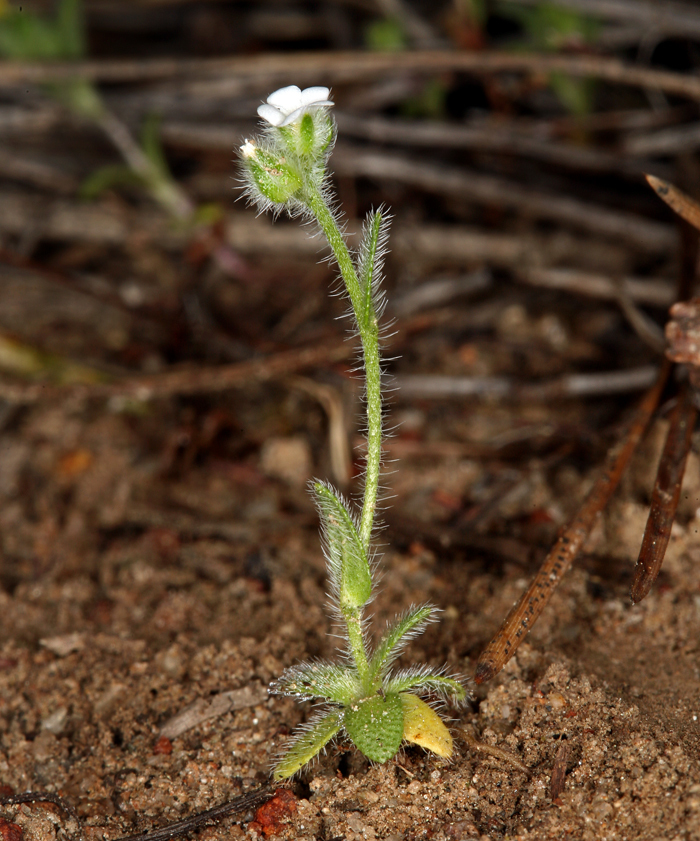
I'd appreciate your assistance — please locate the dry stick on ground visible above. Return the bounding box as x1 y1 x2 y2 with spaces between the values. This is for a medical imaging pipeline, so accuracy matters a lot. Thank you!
631 383 697 602
474 177 700 682
625 121 700 157
474 360 670 684
397 366 659 401
646 174 700 231
549 739 571 802
111 786 277 841
1 196 667 280
0 340 351 405
160 116 671 181
333 149 674 253
3 51 700 102
0 781 277 841
503 0 700 41
335 113 660 176
518 268 675 309
462 729 530 774
629 178 700 604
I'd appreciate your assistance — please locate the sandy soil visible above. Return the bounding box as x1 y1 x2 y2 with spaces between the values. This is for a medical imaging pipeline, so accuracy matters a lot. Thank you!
1 376 699 841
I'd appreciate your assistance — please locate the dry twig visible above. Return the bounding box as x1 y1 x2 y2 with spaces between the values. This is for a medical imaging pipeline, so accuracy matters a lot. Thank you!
475 361 670 683
397 366 659 402
3 51 700 102
0 341 350 405
334 149 674 252
550 739 571 802
631 384 697 603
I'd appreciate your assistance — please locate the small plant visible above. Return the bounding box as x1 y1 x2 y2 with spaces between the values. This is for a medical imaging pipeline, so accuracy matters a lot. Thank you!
239 85 467 780
0 0 191 220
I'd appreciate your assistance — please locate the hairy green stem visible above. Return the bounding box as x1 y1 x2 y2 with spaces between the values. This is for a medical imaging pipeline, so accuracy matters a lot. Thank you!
305 188 382 549
344 606 369 684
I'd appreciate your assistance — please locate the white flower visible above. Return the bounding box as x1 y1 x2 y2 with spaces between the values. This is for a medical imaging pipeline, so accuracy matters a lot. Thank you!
257 85 333 128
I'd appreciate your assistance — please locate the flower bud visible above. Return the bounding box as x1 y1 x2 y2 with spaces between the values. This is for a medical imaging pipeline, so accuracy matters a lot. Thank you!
239 139 303 207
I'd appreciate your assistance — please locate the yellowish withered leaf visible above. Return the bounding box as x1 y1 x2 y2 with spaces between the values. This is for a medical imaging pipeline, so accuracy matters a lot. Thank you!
400 693 453 758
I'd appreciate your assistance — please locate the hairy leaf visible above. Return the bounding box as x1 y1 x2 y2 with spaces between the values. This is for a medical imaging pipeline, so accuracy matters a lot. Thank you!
314 482 371 610
356 209 390 326
384 666 466 704
344 693 404 763
370 604 436 683
273 709 342 780
270 661 361 705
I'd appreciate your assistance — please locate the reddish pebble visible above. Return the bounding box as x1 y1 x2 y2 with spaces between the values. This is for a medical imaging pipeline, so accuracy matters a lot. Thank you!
249 789 298 837
153 736 172 755
0 818 23 841
0 786 14 798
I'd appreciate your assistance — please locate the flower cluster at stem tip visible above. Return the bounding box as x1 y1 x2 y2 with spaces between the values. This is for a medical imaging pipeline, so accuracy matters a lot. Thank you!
240 85 336 214
239 85 468 780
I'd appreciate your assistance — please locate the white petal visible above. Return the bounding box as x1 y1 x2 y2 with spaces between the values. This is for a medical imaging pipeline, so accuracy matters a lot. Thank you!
278 106 308 127
257 103 285 126
299 86 331 106
279 101 334 127
266 85 303 113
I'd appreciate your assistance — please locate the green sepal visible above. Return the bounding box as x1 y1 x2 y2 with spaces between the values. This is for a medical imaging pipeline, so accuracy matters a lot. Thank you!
299 112 315 157
314 482 371 610
344 693 404 763
273 709 342 780
245 146 303 205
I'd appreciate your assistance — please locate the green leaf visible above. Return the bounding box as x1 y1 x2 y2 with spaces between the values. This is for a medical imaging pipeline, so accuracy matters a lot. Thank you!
57 0 86 59
271 661 361 705
364 18 407 52
80 164 144 200
0 0 86 61
0 12 60 60
344 693 404 763
356 210 390 328
273 709 342 780
369 604 436 684
141 113 170 179
314 482 371 610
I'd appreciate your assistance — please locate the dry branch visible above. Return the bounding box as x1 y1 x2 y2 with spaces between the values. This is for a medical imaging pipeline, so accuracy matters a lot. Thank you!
631 385 697 603
2 50 700 102
334 150 674 252
475 361 670 684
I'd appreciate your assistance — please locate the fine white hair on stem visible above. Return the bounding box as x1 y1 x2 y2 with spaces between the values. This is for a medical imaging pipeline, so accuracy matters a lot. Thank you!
240 88 468 780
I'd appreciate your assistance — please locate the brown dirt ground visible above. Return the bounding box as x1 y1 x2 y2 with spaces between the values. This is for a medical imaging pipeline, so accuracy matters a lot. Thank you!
0 367 699 841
